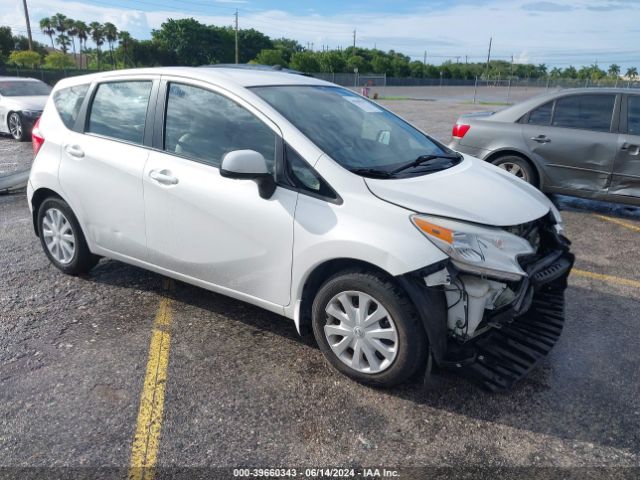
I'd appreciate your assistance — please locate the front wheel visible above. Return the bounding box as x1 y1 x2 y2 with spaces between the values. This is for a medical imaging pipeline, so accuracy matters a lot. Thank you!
311 270 427 387
37 197 100 275
8 112 28 141
491 155 537 186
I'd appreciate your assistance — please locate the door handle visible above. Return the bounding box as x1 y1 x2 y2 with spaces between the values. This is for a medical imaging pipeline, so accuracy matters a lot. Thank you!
149 169 179 185
530 135 551 144
64 144 85 158
621 143 640 155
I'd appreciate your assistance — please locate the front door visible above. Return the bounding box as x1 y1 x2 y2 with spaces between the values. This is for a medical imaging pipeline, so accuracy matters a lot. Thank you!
521 93 618 193
609 94 640 201
142 81 297 307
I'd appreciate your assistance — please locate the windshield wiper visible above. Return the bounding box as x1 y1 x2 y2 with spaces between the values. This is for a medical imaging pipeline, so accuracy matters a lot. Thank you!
390 153 462 175
349 167 395 179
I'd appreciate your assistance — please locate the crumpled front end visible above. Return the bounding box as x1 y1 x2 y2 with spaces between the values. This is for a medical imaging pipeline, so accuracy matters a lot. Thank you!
419 213 574 391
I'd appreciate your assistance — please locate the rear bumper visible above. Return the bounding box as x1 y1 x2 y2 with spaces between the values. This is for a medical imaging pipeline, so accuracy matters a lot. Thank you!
447 140 490 160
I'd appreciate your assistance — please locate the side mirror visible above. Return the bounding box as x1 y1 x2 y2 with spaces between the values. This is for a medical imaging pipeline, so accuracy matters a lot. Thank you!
220 150 276 199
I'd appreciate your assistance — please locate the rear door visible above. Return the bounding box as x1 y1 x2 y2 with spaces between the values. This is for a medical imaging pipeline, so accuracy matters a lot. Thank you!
609 94 640 201
142 79 297 308
59 76 158 260
521 93 619 193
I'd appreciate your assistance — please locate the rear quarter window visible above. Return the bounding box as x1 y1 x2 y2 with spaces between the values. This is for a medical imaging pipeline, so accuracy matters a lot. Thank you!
53 84 89 129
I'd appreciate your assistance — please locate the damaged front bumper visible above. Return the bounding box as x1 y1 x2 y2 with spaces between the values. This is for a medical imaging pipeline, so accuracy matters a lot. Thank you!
398 217 574 392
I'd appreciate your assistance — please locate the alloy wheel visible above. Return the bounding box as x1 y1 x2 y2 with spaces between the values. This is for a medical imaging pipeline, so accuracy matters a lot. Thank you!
8 113 23 140
323 290 398 374
42 208 76 265
498 161 528 181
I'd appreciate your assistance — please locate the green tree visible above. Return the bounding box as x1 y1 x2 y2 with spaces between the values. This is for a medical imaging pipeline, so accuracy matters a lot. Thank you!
75 21 89 68
627 67 638 80
254 49 286 66
272 38 303 63
370 55 391 74
608 64 620 77
55 35 71 54
563 65 577 79
44 51 75 68
51 13 70 53
103 22 118 68
118 30 132 67
346 55 368 73
317 51 345 73
152 18 216 66
237 28 273 63
89 22 104 69
289 51 320 73
9 50 41 68
67 19 78 63
0 27 13 64
39 17 55 49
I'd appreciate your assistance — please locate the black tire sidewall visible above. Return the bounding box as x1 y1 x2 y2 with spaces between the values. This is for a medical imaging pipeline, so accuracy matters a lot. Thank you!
311 271 427 387
37 198 95 275
492 155 537 185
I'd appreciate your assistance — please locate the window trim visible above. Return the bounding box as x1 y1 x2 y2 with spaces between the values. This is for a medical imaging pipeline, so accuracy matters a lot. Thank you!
81 77 159 148
621 94 640 136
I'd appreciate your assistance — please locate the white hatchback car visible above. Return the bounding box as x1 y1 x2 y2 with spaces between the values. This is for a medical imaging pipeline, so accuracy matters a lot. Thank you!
28 67 574 389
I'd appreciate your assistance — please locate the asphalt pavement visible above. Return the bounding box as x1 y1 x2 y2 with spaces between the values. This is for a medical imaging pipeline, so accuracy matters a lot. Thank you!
1 97 639 477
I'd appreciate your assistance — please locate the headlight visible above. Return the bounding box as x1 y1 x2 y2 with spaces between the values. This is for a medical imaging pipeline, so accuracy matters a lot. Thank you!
411 215 535 281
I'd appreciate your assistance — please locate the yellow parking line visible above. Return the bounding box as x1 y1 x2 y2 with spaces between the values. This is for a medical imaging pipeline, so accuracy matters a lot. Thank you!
572 268 640 289
594 214 640 233
129 279 174 480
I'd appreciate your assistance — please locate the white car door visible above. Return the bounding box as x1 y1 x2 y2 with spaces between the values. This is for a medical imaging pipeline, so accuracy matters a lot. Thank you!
58 78 157 261
142 80 297 308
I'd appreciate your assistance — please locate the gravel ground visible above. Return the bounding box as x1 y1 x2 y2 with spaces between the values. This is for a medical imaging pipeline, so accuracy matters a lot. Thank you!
1 96 639 476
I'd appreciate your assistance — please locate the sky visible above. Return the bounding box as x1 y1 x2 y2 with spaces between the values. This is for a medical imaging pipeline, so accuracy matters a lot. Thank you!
2 0 639 70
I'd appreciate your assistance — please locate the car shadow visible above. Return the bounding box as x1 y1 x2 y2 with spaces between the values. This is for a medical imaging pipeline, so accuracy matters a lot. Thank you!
88 260 640 454
551 193 640 220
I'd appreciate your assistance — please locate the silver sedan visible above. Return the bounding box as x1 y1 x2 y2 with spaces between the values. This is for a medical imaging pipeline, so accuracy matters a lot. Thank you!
449 88 640 206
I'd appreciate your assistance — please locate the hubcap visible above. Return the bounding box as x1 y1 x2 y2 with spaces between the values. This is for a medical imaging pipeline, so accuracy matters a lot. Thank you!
42 208 76 265
498 162 528 182
323 290 398 374
9 114 22 139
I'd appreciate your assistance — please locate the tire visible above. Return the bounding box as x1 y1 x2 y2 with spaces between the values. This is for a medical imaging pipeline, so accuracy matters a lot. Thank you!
37 197 100 275
311 269 427 387
8 112 28 141
491 155 538 186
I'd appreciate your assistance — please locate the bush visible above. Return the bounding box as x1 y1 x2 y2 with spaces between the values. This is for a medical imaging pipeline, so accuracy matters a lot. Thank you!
44 51 76 69
9 50 41 68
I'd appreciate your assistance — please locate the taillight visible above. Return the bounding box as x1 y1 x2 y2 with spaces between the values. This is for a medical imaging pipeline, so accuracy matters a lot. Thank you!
32 117 44 157
452 123 470 139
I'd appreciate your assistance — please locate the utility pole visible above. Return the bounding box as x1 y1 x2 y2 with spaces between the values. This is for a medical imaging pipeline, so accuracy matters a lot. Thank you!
353 29 356 48
507 54 514 103
455 56 460 64
485 37 492 77
234 9 239 64
423 50 427 65
465 55 468 64
21 0 33 50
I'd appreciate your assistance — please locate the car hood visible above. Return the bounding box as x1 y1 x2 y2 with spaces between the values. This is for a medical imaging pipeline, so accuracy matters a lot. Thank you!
365 155 551 227
2 95 48 111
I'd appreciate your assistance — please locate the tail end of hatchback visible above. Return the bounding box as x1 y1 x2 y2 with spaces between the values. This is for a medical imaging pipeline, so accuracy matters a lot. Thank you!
32 117 45 158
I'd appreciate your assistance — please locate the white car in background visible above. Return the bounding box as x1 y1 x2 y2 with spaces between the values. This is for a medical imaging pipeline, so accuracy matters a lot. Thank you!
27 67 574 390
0 77 51 141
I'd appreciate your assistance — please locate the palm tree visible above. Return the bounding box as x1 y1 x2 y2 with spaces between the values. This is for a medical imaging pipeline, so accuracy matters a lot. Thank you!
103 22 118 68
549 67 562 78
55 34 71 55
89 22 104 69
118 30 132 68
75 21 89 68
39 17 55 49
627 67 638 81
66 19 78 65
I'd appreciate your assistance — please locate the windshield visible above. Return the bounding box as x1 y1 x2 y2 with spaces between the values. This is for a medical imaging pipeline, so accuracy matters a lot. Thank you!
0 80 51 97
252 85 458 175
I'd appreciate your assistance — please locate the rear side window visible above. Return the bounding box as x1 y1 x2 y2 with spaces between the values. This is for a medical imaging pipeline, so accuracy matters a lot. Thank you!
528 101 552 125
87 81 152 145
53 84 89 129
552 94 615 132
164 83 277 171
628 96 640 136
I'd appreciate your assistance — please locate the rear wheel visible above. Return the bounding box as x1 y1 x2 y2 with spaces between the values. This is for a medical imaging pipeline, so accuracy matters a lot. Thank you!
311 269 427 387
8 112 28 141
37 197 99 275
492 155 537 186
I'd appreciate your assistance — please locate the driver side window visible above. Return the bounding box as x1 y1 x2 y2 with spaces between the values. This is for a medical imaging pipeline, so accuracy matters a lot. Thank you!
164 83 277 171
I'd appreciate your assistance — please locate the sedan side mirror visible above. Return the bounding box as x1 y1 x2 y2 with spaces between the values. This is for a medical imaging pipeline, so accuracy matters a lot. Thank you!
220 150 276 199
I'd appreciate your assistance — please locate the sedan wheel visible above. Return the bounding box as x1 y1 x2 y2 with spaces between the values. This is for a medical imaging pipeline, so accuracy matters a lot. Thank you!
492 155 537 186
498 161 527 181
8 112 25 141
42 208 76 265
324 290 399 374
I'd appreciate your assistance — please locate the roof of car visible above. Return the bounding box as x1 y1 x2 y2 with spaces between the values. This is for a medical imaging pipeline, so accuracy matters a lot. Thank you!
53 66 332 91
0 76 44 82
